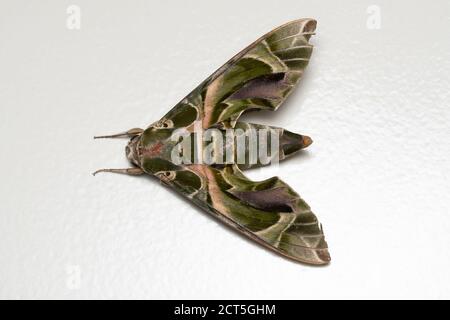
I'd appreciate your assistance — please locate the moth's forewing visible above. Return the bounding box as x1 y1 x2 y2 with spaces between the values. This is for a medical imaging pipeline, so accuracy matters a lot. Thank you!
156 18 316 129
161 164 330 265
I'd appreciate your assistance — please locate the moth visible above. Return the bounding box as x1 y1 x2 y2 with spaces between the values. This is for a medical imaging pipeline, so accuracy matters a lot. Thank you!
94 19 330 265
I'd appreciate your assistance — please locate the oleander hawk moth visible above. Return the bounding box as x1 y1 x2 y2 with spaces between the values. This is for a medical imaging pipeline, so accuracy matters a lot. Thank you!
94 19 330 265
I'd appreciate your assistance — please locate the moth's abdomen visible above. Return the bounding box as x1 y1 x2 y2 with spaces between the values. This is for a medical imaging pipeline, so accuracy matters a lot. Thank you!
231 122 312 170
171 123 311 168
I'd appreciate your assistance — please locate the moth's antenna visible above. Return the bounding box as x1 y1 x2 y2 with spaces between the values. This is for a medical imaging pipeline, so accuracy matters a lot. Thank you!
94 128 143 139
92 167 144 176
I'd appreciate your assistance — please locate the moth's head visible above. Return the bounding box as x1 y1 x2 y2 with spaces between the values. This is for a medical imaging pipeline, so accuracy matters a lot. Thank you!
125 135 142 166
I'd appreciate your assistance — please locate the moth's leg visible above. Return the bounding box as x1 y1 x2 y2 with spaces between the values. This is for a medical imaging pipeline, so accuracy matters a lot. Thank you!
92 167 144 176
94 128 144 139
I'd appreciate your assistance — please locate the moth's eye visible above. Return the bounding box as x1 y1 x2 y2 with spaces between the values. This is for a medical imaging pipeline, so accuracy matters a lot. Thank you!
155 119 174 129
157 170 175 181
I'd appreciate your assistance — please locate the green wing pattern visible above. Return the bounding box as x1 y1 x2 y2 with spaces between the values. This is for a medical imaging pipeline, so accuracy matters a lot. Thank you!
158 18 316 130
141 19 330 265
173 164 330 265
142 159 330 264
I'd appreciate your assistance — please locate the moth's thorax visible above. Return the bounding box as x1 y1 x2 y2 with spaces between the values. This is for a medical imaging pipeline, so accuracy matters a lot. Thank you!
136 127 181 167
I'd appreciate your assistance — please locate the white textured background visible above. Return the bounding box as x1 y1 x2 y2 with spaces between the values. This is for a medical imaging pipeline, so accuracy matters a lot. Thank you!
1 0 449 299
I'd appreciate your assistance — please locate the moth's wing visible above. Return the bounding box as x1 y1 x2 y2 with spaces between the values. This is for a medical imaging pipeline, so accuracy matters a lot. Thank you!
156 163 330 265
156 19 316 129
